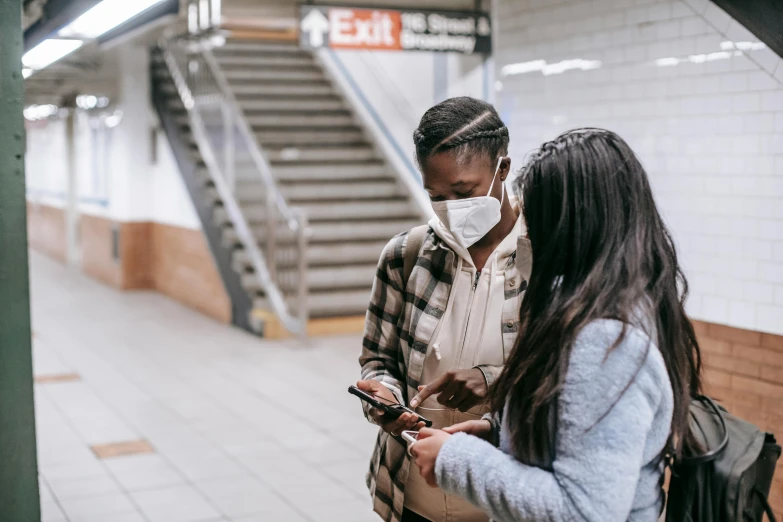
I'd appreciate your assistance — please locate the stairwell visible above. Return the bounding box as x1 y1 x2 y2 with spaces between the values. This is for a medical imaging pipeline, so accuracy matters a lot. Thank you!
152 38 424 331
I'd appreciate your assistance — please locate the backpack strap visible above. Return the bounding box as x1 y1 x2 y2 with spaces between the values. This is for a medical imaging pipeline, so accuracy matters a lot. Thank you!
403 225 428 291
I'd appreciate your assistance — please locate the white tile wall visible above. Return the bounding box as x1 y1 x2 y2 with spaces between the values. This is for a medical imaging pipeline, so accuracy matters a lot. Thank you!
495 0 783 335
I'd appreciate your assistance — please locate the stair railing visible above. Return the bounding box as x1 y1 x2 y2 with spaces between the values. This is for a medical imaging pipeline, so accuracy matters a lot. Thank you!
160 35 309 336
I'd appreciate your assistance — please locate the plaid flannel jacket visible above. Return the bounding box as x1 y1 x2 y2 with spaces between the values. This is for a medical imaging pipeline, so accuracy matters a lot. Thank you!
359 226 530 522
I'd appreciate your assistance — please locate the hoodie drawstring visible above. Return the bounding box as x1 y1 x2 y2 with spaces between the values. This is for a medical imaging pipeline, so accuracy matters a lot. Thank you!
430 257 463 361
473 253 499 365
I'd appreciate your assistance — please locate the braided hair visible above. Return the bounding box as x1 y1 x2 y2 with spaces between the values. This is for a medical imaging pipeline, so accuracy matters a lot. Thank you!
414 97 509 168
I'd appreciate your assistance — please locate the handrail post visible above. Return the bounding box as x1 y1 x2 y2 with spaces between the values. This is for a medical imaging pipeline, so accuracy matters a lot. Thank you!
221 101 235 194
266 191 277 282
296 211 309 338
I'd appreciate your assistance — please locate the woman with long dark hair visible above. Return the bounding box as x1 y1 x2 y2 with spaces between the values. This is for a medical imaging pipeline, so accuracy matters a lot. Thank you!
407 128 702 521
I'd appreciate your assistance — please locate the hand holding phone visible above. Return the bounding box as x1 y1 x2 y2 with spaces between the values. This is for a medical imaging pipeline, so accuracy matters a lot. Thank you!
350 382 433 429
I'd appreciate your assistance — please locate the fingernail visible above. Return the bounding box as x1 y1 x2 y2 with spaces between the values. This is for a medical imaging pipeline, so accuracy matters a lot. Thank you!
410 399 418 407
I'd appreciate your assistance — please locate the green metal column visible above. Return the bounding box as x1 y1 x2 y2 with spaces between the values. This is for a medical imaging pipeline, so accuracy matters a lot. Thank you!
0 1 42 520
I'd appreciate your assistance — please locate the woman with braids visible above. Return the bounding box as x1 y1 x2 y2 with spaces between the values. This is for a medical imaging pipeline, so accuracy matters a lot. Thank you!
355 96 530 522
407 128 703 522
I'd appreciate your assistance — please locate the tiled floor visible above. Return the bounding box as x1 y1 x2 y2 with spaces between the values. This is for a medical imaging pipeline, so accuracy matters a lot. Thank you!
30 252 379 522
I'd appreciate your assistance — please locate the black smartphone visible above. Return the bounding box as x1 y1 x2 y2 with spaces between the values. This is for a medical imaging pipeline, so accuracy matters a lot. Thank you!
348 385 433 427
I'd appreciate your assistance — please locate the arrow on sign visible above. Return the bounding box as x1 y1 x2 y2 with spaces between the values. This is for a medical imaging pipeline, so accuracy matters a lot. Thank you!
301 9 330 48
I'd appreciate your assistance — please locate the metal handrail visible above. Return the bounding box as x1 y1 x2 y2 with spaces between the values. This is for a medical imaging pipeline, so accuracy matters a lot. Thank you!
201 48 301 230
159 36 308 336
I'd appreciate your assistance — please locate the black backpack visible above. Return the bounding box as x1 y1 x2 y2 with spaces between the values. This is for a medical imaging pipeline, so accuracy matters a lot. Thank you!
666 396 781 522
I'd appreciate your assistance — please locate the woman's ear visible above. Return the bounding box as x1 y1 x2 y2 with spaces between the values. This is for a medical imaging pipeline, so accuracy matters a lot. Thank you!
499 156 511 181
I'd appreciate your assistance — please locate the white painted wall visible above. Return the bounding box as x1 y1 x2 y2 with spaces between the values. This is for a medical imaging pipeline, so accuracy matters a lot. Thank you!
332 50 434 175
494 0 783 335
331 49 492 182
25 42 200 230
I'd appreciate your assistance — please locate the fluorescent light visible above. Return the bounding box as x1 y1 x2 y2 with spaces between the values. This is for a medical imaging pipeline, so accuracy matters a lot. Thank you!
655 57 680 67
76 95 98 110
58 0 167 39
22 68 33 78
541 59 602 76
502 60 546 76
721 40 767 51
104 110 123 128
24 104 59 121
502 58 601 77
22 39 83 70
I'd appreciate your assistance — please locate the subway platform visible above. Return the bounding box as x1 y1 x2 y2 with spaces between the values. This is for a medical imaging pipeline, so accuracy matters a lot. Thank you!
32 252 377 522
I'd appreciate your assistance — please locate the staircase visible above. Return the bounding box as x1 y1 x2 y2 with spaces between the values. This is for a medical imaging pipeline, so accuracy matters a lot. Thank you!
151 37 424 332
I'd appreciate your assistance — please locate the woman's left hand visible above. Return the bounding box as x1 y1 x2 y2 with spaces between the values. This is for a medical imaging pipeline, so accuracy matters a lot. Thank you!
410 428 451 487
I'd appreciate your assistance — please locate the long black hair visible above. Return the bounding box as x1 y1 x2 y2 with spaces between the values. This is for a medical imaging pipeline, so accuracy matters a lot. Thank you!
491 128 702 463
414 96 509 167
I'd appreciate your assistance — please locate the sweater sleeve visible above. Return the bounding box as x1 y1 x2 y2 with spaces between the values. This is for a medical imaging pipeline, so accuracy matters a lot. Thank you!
434 320 668 522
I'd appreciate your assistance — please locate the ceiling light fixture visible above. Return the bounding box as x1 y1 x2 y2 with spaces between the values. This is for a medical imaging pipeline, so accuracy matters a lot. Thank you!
22 39 83 70
58 0 168 39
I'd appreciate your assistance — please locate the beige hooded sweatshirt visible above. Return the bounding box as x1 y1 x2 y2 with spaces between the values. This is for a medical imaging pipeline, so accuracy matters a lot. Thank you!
404 205 525 522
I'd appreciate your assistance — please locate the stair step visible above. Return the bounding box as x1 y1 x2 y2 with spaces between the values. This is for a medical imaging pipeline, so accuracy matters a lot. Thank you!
242 264 377 292
183 129 369 150
239 98 345 112
218 200 415 223
246 113 354 128
222 219 421 246
233 241 387 269
215 54 315 67
274 163 393 181
255 129 366 146
218 41 303 54
231 83 335 97
223 69 326 82
254 289 371 318
265 146 376 163
176 112 355 129
208 179 407 203
282 180 405 201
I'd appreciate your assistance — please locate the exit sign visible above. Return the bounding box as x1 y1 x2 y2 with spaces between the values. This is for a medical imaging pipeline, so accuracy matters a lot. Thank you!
299 5 492 54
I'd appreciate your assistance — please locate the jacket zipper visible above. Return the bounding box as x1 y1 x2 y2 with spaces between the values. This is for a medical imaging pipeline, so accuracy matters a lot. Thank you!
455 270 481 368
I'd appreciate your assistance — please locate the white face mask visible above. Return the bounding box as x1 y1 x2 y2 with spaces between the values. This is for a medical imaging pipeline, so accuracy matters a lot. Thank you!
431 157 505 249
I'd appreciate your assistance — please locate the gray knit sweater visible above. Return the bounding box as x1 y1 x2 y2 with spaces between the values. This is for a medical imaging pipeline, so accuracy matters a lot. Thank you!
434 319 673 522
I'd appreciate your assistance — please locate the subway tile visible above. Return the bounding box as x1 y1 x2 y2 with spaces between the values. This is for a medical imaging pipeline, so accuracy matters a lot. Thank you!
743 282 775 305
702 3 732 33
680 16 708 37
671 2 692 19
774 243 783 263
775 60 783 84
761 92 783 111
746 71 779 92
751 48 782 77
682 0 709 15
701 296 729 323
757 305 783 334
